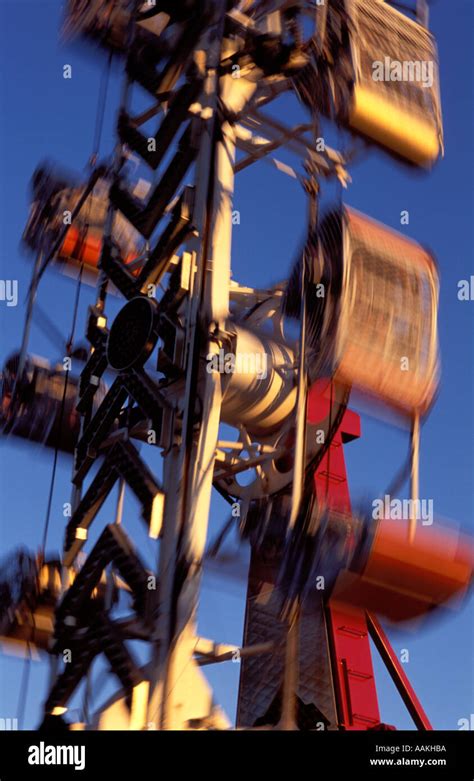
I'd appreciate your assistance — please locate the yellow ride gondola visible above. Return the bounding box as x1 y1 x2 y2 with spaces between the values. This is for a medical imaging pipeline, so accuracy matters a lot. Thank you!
295 0 443 167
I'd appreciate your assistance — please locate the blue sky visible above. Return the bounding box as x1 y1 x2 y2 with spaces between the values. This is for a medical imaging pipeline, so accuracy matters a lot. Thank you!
0 1 472 730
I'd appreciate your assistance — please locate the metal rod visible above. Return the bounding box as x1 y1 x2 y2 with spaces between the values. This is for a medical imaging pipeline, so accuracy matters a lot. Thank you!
15 247 44 390
278 601 300 730
366 612 433 731
196 641 275 666
115 479 126 527
409 412 420 544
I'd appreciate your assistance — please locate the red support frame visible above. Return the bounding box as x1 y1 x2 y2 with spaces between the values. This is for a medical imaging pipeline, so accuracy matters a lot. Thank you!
308 381 381 729
307 380 433 730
